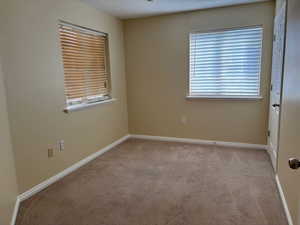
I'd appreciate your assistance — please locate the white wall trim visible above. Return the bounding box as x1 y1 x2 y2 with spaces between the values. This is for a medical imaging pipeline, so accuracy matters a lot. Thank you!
275 175 294 225
130 134 267 150
18 135 130 202
10 197 20 225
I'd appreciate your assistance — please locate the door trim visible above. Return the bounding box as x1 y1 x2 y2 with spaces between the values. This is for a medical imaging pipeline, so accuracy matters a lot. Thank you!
275 175 294 225
267 144 277 170
267 0 287 172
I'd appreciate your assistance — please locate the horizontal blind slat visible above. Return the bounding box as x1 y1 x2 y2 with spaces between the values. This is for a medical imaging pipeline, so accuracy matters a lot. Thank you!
189 49 262 56
190 28 262 39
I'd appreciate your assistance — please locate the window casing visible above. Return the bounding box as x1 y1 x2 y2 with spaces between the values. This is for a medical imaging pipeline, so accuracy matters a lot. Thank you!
188 26 263 99
59 22 111 107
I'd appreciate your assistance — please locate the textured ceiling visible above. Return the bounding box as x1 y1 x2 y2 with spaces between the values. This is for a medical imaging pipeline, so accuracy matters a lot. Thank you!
82 0 271 19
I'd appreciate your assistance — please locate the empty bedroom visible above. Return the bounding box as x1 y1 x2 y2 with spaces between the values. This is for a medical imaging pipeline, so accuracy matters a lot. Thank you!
1 0 300 224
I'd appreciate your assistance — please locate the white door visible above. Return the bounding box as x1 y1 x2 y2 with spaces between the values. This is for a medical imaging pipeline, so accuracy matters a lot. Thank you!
277 0 300 223
268 0 287 171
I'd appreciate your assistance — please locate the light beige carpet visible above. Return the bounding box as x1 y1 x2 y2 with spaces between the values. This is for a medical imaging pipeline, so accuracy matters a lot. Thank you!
16 139 288 225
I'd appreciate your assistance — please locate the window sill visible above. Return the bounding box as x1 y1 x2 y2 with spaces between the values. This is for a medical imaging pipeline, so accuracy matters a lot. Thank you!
186 95 263 100
64 98 116 113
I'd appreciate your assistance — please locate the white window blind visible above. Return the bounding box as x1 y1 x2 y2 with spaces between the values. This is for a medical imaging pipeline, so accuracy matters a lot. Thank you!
59 22 111 106
189 26 263 98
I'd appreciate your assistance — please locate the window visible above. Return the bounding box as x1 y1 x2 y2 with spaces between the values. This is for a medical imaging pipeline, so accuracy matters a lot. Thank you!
59 22 111 108
189 26 263 98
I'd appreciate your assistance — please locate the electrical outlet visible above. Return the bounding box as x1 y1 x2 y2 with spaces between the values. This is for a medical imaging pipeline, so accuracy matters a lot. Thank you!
181 115 187 125
58 140 65 152
48 148 54 158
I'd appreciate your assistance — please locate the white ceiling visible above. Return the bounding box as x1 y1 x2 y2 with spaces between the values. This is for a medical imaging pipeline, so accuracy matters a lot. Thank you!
82 0 271 19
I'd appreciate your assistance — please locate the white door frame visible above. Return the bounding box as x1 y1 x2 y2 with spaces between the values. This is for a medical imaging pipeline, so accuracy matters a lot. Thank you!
267 0 287 171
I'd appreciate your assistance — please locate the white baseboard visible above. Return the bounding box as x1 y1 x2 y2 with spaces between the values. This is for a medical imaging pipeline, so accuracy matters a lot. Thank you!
10 197 20 225
18 135 130 202
130 134 267 150
275 175 294 225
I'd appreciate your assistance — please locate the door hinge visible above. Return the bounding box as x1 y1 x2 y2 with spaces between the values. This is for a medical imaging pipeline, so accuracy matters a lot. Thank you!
273 34 276 42
268 130 270 137
270 84 273 91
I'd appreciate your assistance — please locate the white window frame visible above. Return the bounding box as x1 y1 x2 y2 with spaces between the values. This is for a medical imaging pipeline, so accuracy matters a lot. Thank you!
187 26 264 100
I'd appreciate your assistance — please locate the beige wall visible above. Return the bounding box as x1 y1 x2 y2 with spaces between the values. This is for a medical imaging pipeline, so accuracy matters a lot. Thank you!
0 59 18 224
124 2 274 145
1 0 128 193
